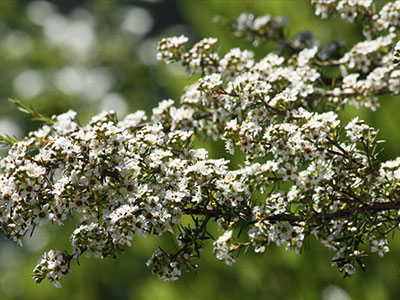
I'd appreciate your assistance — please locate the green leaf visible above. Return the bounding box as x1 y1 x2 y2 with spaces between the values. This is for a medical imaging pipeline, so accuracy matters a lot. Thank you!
9 98 54 124
0 134 19 146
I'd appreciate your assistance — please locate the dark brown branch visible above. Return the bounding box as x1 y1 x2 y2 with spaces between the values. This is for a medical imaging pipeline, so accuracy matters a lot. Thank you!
310 86 392 101
183 202 400 225
321 202 400 221
362 137 379 177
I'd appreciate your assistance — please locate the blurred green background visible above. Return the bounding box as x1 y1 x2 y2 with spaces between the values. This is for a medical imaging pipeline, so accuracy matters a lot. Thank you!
0 1 399 299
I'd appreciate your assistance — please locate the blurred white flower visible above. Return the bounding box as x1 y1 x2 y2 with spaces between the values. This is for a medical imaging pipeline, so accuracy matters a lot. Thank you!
13 70 45 99
99 93 128 117
121 7 153 36
322 285 351 300
26 1 56 26
4 31 32 57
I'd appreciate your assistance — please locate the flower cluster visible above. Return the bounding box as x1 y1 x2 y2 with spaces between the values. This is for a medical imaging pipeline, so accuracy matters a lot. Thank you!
228 12 288 47
32 250 69 288
312 0 373 22
156 35 189 64
157 37 219 76
2 0 400 288
213 230 235 266
364 1 400 37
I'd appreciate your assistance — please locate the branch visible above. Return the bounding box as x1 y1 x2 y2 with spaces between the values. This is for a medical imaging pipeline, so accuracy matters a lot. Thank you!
183 202 400 225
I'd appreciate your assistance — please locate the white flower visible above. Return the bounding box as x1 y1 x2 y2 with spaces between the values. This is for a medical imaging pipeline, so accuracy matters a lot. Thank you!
167 35 188 47
371 239 389 257
53 110 77 134
198 73 222 90
297 46 318 66
213 230 235 266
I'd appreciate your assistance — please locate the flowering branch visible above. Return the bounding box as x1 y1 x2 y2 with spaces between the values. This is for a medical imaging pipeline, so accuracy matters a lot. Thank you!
2 0 400 288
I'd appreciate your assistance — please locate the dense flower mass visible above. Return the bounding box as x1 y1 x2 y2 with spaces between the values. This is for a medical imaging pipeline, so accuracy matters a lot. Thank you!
2 0 400 288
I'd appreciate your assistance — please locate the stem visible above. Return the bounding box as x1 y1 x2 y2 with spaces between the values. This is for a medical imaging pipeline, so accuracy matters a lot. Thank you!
183 202 400 225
